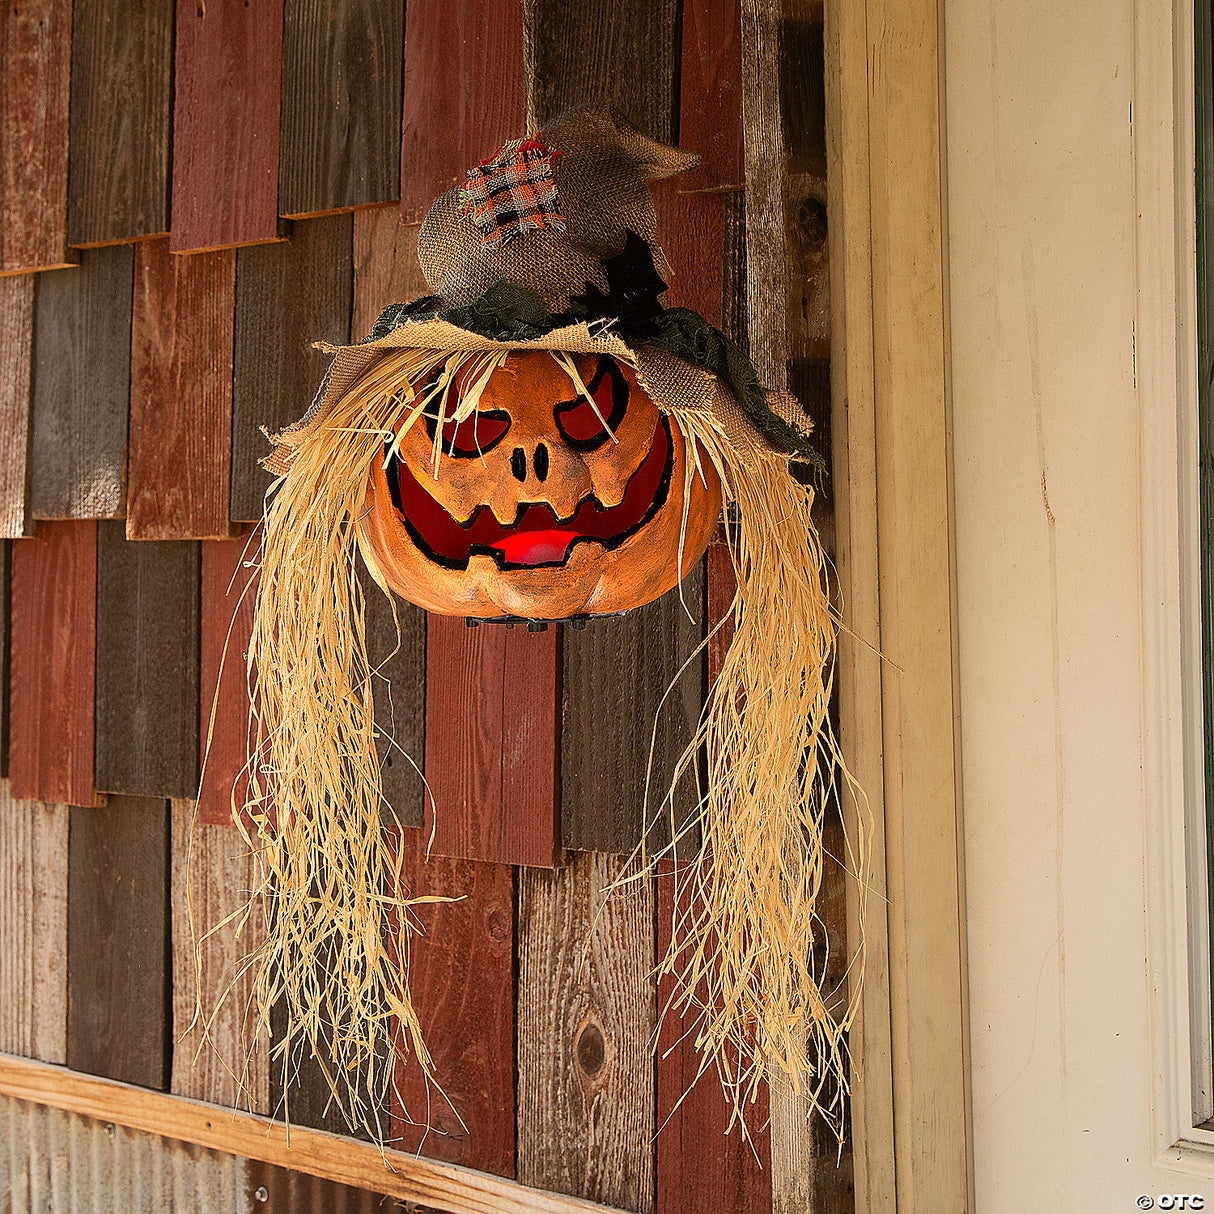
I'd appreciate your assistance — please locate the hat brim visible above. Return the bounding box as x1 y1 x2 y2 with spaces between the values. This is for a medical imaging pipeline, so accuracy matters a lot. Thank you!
263 310 822 481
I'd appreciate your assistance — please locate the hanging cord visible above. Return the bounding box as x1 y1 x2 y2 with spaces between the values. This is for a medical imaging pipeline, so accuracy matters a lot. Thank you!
521 0 538 137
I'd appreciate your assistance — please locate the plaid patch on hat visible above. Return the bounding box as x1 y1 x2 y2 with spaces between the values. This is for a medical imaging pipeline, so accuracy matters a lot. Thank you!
459 136 566 250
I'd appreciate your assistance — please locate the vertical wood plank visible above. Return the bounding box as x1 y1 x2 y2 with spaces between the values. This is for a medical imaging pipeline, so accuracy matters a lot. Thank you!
531 0 679 138
67 796 170 1089
824 0 896 1199
170 0 285 253
362 567 427 829
199 536 258 826
9 522 101 808
67 0 174 246
0 0 75 274
170 799 270 1111
424 617 557 868
653 864 771 1214
517 852 655 1212
738 3 848 1206
0 782 68 1064
536 0 698 858
560 564 704 856
0 276 34 538
500 624 559 858
399 0 527 223
30 247 134 521
657 0 743 325
230 213 353 522
95 522 201 799
278 0 405 218
863 0 969 1201
389 831 515 1177
128 238 237 540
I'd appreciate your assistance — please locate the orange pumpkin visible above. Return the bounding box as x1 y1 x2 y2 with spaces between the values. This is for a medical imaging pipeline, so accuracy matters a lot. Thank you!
357 350 722 619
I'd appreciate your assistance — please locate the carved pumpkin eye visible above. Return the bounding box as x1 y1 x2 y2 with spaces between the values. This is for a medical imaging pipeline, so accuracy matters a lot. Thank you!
423 407 512 458
554 356 629 451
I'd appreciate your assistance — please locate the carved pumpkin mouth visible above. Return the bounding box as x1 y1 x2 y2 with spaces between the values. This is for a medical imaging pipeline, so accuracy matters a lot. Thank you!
385 415 675 570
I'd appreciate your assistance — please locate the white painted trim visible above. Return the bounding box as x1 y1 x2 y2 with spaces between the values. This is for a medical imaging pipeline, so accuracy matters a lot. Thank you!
1138 0 1214 1171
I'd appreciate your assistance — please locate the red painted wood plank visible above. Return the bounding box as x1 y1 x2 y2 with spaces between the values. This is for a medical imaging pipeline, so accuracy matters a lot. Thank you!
500 626 558 866
655 862 771 1214
656 0 743 324
128 238 237 540
424 617 557 868
400 0 528 224
170 0 284 253
9 522 102 807
199 535 258 826
0 0 75 274
389 827 515 1177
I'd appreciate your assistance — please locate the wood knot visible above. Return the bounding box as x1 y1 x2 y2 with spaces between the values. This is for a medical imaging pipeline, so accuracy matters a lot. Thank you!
486 904 511 943
576 1022 606 1078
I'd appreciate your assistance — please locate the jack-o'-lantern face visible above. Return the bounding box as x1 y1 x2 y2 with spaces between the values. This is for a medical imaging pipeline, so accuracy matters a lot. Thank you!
357 350 722 618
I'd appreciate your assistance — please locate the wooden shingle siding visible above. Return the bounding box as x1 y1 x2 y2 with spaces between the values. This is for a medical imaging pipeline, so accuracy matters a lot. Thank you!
389 835 516 1176
198 536 256 826
30 247 133 521
0 0 75 275
9 521 102 808
230 213 353 522
128 238 237 541
94 523 201 799
399 0 528 224
0 276 34 538
170 0 285 254
66 0 174 247
0 782 67 1064
0 2 851 1208
66 796 170 1089
277 0 404 218
517 852 656 1212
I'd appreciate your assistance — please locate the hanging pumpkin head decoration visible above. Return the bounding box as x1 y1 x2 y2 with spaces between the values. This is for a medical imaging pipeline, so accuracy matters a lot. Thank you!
239 104 861 1147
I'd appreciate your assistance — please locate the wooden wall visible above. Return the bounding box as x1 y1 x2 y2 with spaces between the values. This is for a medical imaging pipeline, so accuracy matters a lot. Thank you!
0 1 844 1210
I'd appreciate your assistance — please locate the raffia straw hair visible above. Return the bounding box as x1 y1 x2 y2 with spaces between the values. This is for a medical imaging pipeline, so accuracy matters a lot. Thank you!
654 409 869 1144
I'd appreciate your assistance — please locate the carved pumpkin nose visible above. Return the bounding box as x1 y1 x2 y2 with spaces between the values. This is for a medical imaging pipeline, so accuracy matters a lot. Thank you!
509 443 551 483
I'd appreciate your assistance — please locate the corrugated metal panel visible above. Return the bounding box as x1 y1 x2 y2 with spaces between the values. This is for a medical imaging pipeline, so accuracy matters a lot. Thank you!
0 1095 434 1214
0 1095 250 1213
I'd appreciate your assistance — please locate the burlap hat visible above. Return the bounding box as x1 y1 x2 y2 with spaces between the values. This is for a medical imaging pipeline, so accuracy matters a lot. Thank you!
264 103 821 479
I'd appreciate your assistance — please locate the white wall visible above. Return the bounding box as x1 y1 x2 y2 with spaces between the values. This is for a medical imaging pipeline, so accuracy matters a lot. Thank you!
946 0 1214 1205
